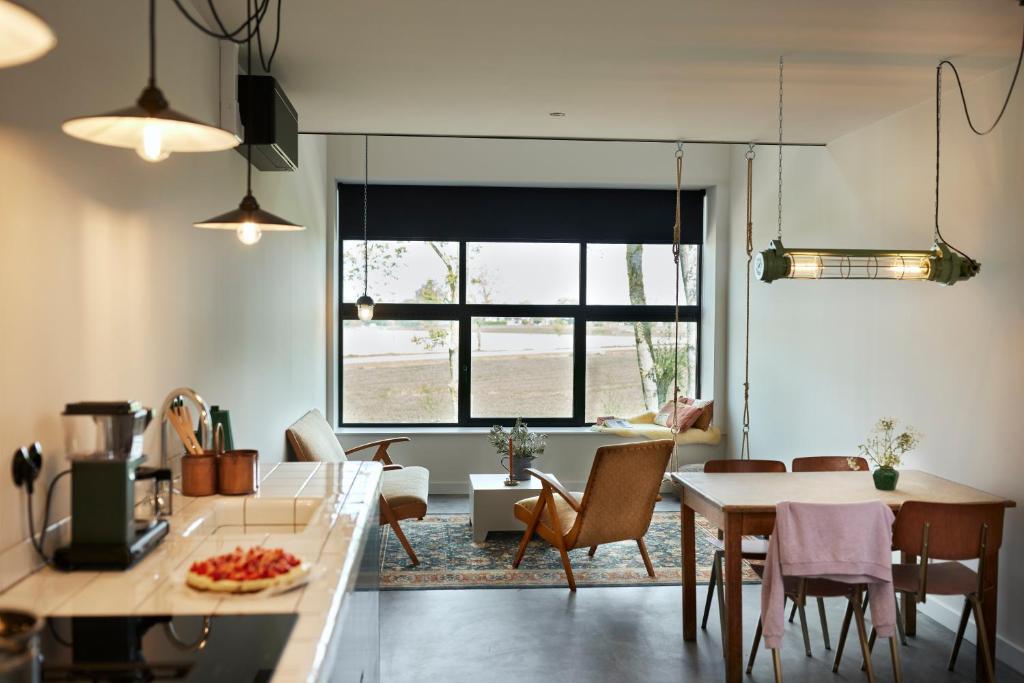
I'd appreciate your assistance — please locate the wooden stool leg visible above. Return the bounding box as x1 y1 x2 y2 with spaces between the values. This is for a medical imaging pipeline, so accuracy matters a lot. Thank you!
970 596 997 683
789 602 798 623
637 538 655 577
771 647 783 683
889 636 903 683
797 598 812 657
588 545 598 557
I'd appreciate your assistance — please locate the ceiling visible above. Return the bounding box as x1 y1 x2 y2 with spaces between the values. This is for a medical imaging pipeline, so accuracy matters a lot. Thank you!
214 0 1023 143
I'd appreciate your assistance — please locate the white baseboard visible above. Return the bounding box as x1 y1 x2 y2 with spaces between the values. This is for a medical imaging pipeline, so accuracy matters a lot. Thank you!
917 596 1024 674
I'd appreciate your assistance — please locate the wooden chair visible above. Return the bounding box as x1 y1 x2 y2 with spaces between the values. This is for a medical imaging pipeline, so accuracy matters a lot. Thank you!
792 456 869 472
510 439 674 591
855 501 1005 683
784 456 870 643
701 459 815 657
285 409 428 565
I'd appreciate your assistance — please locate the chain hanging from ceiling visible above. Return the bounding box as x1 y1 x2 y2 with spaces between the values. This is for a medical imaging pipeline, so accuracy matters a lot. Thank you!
740 144 755 460
670 141 685 473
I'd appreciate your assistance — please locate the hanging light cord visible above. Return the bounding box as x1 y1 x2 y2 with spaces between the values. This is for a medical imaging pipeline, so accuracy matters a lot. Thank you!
148 0 156 85
363 135 370 296
670 142 684 471
171 0 283 72
774 56 782 242
934 19 1024 261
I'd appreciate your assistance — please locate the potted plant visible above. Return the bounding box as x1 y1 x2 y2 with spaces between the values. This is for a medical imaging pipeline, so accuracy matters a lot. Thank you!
856 417 921 491
488 418 547 481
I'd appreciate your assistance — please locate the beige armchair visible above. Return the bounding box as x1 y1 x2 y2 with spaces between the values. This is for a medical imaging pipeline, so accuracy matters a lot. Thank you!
285 410 428 565
511 439 674 591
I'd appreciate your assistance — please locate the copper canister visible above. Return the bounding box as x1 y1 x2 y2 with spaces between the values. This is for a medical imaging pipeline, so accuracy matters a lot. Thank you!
218 450 258 495
180 452 218 496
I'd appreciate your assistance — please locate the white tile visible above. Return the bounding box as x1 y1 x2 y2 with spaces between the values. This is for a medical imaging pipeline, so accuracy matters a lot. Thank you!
246 498 297 526
261 536 325 560
51 570 166 616
294 499 322 526
0 569 99 614
256 483 303 498
212 498 245 525
243 525 292 536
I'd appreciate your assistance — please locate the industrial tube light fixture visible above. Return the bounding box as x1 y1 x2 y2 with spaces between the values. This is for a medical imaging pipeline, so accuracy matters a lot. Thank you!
61 0 238 161
755 240 979 285
0 0 56 69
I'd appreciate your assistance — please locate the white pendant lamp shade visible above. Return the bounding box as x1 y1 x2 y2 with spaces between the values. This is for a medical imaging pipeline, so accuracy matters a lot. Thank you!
62 85 239 162
0 0 56 68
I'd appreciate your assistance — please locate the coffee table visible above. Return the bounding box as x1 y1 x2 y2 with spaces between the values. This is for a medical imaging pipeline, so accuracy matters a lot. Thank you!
468 473 544 543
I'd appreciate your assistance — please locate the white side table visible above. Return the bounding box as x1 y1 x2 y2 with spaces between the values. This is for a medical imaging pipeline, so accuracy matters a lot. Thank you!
468 473 544 543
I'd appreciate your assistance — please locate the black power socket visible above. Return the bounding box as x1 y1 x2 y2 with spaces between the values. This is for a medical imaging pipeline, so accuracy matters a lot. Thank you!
11 442 43 494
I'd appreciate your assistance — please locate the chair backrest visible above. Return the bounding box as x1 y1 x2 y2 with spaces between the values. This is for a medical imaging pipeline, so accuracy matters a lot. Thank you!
573 440 674 547
792 456 868 472
285 409 347 463
892 501 1005 561
703 458 786 473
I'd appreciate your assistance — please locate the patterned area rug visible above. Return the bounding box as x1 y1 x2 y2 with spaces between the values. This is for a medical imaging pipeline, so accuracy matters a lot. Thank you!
380 512 759 590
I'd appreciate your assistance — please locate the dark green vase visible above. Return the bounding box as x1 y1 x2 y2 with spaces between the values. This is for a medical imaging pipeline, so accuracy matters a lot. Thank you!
873 467 899 491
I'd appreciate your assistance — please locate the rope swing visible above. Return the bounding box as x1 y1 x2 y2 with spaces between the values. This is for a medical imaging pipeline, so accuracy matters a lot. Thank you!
740 145 755 459
670 142 685 472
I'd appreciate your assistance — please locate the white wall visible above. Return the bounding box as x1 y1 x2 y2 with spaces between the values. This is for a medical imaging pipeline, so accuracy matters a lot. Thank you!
724 65 1024 667
326 137 732 490
0 2 328 558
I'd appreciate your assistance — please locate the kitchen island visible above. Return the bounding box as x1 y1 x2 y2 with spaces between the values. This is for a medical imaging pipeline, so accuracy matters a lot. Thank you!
0 461 383 683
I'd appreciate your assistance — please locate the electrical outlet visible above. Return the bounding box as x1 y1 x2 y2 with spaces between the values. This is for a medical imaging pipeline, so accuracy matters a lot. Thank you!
11 442 42 493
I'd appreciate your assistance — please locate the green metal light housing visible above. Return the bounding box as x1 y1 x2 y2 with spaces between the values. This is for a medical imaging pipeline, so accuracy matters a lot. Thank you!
754 240 979 286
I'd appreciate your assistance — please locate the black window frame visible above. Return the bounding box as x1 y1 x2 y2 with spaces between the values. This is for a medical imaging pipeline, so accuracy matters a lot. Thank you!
338 183 705 428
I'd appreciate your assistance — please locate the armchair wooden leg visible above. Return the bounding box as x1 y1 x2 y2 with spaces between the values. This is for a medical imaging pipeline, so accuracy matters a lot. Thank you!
588 545 598 557
512 498 544 569
380 496 418 566
543 489 576 591
636 538 655 577
555 542 577 591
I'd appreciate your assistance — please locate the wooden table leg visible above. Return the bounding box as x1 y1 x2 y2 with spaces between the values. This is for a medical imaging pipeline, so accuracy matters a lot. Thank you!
977 557 999 681
682 502 697 641
900 552 917 637
724 511 743 683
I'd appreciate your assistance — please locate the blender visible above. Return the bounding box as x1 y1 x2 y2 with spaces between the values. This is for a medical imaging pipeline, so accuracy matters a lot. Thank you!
53 401 170 570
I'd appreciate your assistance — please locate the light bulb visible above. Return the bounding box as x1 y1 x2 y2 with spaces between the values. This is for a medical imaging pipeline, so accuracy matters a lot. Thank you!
136 120 170 162
356 294 375 321
236 222 262 245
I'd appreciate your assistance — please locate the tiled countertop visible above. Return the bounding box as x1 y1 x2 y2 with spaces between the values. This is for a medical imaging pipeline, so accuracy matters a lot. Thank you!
0 460 383 683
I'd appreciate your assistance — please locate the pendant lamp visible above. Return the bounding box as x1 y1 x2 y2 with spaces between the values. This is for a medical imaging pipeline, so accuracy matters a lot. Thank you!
61 0 238 162
755 56 981 287
0 0 56 68
356 135 375 321
193 28 302 245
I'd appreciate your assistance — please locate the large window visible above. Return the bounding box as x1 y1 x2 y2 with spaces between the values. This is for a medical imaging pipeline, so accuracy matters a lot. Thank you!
339 184 705 426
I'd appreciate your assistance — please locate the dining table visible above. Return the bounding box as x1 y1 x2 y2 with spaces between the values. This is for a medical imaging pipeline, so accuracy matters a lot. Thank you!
671 469 1016 683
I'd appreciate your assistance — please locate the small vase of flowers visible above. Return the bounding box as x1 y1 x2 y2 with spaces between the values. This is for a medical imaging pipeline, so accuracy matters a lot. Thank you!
854 417 921 491
488 418 547 481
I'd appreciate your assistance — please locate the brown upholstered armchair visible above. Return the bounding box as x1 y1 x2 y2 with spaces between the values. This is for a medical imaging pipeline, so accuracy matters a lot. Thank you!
286 409 428 565
511 439 674 591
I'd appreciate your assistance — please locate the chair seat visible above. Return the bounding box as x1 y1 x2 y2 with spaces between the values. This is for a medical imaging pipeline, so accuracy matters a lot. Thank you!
514 492 582 537
709 536 770 558
893 561 979 596
750 563 858 598
382 466 429 513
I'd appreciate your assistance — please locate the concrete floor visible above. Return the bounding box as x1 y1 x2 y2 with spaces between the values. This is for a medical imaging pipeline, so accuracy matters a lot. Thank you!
381 495 1022 683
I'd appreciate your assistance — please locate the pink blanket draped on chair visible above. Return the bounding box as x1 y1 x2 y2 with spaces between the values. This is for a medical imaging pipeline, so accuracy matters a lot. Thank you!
760 500 896 649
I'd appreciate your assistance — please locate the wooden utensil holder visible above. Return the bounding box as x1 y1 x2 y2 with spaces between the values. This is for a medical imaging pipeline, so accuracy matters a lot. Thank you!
180 452 218 497
218 450 259 495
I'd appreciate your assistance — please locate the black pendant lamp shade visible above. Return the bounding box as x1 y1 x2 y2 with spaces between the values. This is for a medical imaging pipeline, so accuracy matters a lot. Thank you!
194 191 303 245
0 0 56 69
61 0 238 161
